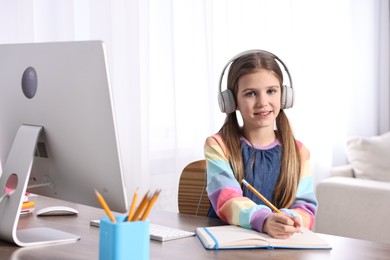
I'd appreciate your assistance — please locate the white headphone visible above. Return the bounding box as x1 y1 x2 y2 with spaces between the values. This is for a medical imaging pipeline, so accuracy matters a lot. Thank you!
218 50 294 114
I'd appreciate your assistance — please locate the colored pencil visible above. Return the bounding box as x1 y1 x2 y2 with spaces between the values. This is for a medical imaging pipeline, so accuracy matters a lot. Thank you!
94 189 116 223
127 188 138 221
241 179 282 214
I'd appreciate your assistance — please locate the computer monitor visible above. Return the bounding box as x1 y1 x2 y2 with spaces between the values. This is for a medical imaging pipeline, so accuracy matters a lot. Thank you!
0 40 128 246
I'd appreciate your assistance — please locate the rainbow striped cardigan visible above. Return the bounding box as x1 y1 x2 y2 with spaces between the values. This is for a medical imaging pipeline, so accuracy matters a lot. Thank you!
204 133 317 232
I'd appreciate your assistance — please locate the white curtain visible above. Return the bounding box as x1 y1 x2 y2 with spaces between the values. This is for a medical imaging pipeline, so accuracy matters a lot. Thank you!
1 0 388 212
379 0 390 133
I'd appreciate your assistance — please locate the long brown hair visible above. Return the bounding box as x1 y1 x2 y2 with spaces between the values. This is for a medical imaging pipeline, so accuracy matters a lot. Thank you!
219 51 300 208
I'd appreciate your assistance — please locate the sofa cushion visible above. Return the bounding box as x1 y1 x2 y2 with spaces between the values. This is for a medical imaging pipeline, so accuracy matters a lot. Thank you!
346 131 390 182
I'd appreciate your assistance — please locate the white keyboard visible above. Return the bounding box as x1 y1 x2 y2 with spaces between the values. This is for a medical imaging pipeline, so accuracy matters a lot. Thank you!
149 223 195 242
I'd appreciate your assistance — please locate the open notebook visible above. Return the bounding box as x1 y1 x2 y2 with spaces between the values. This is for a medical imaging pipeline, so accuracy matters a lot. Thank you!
196 225 332 250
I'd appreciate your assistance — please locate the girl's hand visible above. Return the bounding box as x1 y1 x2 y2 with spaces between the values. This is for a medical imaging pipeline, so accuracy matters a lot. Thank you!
263 213 302 239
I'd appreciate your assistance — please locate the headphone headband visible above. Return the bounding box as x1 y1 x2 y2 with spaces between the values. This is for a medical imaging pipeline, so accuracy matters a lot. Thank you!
218 50 294 113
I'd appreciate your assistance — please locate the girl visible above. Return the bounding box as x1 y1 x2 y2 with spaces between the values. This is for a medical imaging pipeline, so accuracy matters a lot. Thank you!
204 50 317 239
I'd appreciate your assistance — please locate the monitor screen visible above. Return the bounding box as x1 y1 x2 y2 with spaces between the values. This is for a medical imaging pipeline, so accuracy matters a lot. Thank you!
0 40 128 213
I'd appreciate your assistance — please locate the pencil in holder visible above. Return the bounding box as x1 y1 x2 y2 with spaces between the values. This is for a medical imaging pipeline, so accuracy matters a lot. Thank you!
99 215 150 260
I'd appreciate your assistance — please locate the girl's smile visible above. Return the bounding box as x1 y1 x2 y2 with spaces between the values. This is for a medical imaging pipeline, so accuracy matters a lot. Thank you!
254 110 272 118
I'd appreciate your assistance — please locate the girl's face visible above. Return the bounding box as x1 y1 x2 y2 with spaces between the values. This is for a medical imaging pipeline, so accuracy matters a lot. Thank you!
236 69 281 133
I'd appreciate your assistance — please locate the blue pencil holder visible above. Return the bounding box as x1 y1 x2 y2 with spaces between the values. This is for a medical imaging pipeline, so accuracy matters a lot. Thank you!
99 215 150 260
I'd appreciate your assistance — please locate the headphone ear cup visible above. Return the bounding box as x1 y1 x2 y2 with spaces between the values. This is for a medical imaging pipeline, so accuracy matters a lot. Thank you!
281 85 294 109
218 89 236 113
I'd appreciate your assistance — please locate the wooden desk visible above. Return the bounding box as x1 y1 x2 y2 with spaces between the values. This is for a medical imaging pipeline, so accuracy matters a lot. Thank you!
1 195 390 260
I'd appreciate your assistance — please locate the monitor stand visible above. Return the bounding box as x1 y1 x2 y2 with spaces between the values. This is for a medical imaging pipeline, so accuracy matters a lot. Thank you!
0 125 80 247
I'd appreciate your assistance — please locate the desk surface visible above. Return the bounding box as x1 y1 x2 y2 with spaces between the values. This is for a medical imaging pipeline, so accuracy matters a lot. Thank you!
1 195 390 260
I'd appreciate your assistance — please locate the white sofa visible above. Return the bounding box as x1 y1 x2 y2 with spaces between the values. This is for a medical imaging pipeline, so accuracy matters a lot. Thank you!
315 132 390 244
315 165 390 244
